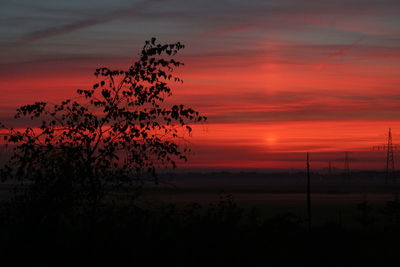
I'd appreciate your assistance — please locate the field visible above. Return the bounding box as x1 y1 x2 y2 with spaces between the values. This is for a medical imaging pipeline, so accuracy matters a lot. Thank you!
140 171 400 225
2 171 400 266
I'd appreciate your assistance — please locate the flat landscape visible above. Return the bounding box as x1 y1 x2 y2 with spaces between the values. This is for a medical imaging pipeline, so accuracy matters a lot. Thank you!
132 171 400 226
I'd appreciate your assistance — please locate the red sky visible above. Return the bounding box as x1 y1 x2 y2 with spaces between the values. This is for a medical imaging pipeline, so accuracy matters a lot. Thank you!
1 0 400 170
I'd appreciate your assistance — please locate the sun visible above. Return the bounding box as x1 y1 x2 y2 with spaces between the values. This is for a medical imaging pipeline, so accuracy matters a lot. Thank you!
266 135 277 145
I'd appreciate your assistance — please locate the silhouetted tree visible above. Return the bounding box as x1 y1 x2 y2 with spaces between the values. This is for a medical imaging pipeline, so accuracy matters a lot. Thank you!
0 38 206 216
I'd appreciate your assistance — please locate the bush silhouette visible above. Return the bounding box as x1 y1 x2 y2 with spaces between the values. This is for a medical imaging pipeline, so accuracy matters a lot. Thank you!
0 38 206 218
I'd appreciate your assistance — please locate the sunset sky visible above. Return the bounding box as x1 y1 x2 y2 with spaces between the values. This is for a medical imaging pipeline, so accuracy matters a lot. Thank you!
1 0 400 170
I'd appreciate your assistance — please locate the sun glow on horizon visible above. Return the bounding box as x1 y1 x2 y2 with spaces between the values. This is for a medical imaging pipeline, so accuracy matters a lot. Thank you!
265 134 278 145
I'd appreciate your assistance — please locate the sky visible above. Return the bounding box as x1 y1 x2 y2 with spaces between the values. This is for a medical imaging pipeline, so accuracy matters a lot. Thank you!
1 0 400 170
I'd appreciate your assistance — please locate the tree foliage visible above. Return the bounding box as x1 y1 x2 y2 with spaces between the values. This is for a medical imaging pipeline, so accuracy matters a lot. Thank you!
0 38 206 210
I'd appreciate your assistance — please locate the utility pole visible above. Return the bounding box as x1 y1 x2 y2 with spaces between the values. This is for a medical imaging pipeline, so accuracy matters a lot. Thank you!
0 141 8 167
344 151 350 177
306 152 311 231
328 161 332 175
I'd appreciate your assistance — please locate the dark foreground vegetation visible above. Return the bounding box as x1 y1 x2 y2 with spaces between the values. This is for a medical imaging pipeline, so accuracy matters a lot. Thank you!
1 192 400 267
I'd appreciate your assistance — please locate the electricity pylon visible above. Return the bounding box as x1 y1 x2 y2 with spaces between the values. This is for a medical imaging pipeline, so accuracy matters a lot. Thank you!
306 152 311 231
373 128 399 184
386 128 395 184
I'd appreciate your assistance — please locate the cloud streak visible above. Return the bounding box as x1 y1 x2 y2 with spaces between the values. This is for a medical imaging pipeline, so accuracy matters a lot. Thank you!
13 0 156 46
316 37 365 70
